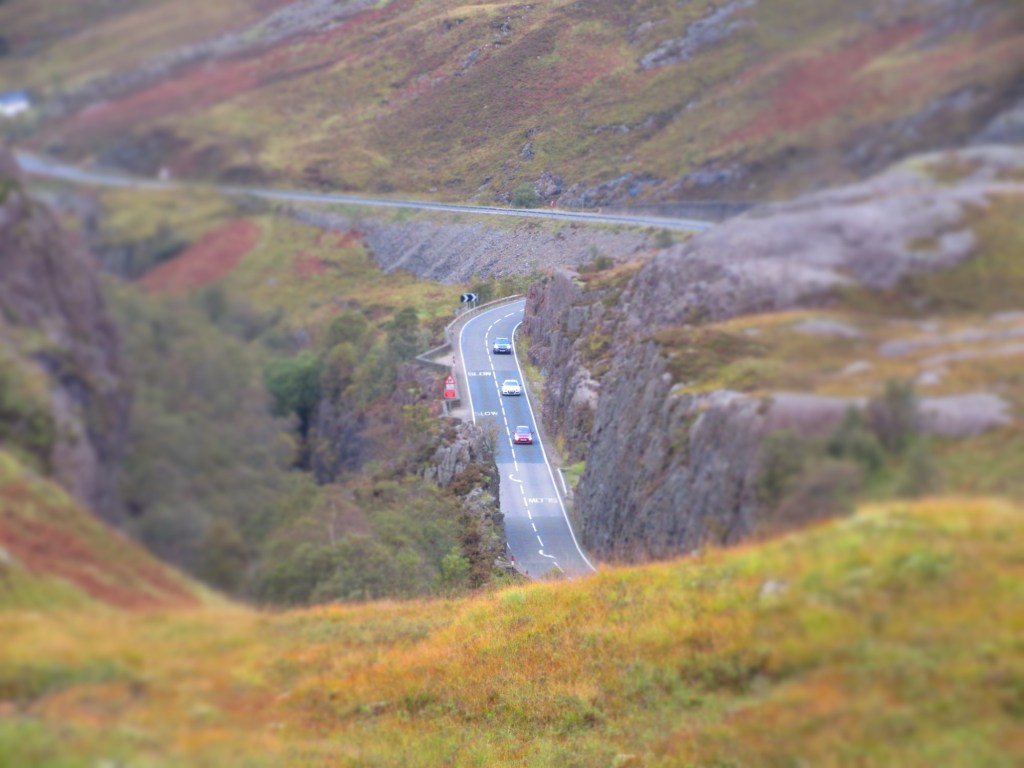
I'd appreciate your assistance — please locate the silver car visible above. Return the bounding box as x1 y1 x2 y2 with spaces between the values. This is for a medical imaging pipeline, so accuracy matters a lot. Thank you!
501 379 522 396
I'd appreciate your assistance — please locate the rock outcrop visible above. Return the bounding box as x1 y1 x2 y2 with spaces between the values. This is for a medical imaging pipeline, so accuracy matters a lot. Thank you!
526 146 1024 562
0 148 130 522
621 151 1005 334
523 271 604 461
422 421 492 488
422 420 506 585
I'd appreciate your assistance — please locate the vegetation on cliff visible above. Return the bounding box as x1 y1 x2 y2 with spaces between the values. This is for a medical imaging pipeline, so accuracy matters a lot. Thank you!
94 196 506 603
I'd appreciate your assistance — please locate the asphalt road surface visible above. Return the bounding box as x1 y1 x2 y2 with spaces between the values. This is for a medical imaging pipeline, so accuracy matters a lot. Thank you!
16 151 713 233
459 299 596 579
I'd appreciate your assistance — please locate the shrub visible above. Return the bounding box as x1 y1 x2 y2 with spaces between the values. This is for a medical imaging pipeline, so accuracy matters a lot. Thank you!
578 252 614 273
867 379 918 454
512 183 542 208
470 281 495 304
320 342 358 398
322 310 368 350
827 407 885 474
387 306 421 361
899 439 941 497
756 432 814 506
0 359 56 472
198 518 248 592
765 459 865 534
440 548 471 592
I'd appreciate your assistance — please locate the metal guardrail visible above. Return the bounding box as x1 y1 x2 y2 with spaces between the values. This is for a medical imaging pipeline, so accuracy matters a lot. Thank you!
443 293 525 340
413 294 526 415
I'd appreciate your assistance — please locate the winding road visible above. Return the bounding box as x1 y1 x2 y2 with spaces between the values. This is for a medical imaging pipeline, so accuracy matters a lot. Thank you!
16 151 714 234
458 299 596 579
17 149 715 580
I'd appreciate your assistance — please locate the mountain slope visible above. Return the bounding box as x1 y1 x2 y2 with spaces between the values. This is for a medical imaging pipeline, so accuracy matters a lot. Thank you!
3 0 1021 204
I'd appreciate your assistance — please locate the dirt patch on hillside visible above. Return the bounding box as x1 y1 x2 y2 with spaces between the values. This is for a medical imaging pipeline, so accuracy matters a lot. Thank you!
317 229 363 249
723 22 925 147
64 58 264 147
293 251 327 278
0 509 197 610
140 219 259 292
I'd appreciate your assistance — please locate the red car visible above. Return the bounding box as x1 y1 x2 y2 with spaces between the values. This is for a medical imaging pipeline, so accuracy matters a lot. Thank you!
513 425 534 445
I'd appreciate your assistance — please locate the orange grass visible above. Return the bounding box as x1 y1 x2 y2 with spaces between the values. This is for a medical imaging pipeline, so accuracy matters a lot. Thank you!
1 484 1021 766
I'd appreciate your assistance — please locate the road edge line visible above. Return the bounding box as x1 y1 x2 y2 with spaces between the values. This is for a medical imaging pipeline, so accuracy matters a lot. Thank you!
512 321 597 573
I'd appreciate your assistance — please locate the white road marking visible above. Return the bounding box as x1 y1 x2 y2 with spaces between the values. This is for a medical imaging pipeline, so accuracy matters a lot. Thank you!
511 321 597 574
459 299 596 578
458 317 477 425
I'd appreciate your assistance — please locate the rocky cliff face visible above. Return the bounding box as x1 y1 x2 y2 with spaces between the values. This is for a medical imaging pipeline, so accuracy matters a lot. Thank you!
523 271 605 461
289 207 658 283
526 146 1024 562
0 148 130 522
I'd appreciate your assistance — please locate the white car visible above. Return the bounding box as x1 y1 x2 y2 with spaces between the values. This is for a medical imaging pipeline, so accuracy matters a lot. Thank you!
501 379 522 396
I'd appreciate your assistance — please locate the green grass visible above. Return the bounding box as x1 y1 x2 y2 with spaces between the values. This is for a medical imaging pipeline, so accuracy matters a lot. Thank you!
0 496 1020 765
843 197 1024 317
224 215 456 335
98 185 237 245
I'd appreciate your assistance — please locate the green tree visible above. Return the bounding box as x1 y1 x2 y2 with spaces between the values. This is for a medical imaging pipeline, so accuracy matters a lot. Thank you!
320 342 358 398
198 518 249 593
827 408 885 474
440 548 471 592
322 310 368 350
387 307 421 361
263 352 322 436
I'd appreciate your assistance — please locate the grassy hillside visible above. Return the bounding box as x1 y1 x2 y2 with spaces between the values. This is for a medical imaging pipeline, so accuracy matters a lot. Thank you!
0 495 1021 765
3 0 1021 202
0 449 204 611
